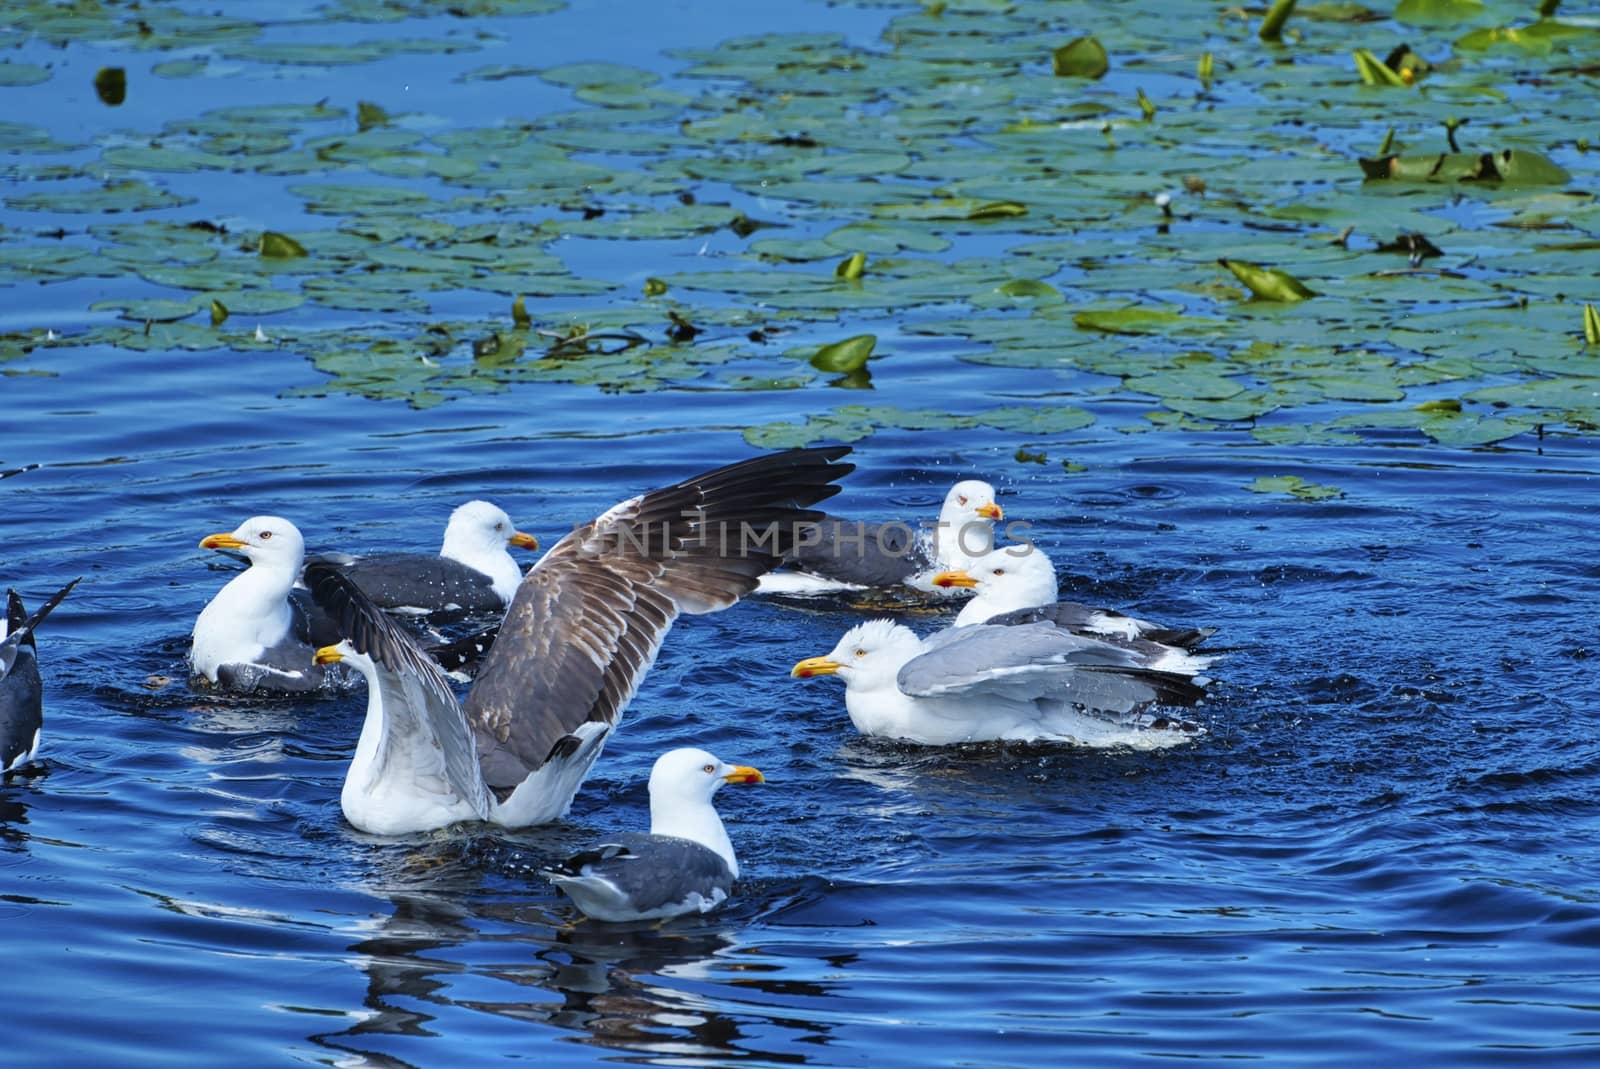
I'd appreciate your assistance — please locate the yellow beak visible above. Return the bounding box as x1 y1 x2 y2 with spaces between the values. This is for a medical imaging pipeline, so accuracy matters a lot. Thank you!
723 765 765 785
509 531 539 550
975 502 1003 521
199 532 247 550
791 656 842 679
314 645 344 666
932 569 978 589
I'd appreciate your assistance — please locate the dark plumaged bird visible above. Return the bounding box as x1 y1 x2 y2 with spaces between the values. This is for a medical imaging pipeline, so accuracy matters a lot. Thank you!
1 578 81 772
305 446 853 834
757 478 1004 596
330 500 538 615
543 747 764 922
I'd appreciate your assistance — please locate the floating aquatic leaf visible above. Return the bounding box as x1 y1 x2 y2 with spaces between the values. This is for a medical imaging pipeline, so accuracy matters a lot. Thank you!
8 179 193 214
1259 0 1297 41
835 252 867 281
209 299 228 327
1455 20 1600 52
1248 475 1343 500
1395 0 1485 26
875 198 1028 222
1219 259 1318 302
643 278 668 298
511 295 531 329
1052 37 1109 78
1125 369 1247 401
88 297 200 323
258 231 308 258
94 67 126 106
356 101 391 131
1136 87 1156 121
1072 308 1221 334
0 63 51 87
1586 304 1600 345
1196 51 1214 88
1352 48 1407 87
808 334 877 373
1360 150 1570 186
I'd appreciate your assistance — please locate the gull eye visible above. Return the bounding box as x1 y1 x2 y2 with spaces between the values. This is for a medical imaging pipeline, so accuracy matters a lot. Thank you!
854 648 867 658
259 531 273 540
992 568 1005 576
702 763 716 774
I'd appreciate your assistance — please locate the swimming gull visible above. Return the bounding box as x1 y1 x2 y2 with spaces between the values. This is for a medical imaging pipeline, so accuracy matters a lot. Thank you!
329 500 538 616
934 545 1218 648
1 578 81 772
543 747 764 922
791 616 1212 747
757 478 1005 596
305 445 852 833
190 516 351 694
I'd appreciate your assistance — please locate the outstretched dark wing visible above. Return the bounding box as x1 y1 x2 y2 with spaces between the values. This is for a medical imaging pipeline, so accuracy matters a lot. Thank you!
464 446 852 800
0 578 80 679
302 560 460 714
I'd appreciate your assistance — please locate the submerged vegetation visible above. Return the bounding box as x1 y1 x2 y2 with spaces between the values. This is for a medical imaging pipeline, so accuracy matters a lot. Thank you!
2 0 1598 453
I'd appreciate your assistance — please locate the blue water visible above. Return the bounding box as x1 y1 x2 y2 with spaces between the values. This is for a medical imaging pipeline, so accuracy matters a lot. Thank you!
6 2 1600 1066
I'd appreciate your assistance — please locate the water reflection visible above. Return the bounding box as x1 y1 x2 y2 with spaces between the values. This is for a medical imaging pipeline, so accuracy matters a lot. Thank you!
315 861 843 1065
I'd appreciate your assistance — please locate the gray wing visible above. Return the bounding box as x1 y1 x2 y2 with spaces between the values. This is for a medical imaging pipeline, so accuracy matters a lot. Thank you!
780 516 931 587
304 562 484 805
546 832 732 913
901 622 1206 712
986 602 1217 649
464 446 853 800
214 593 331 695
336 554 503 614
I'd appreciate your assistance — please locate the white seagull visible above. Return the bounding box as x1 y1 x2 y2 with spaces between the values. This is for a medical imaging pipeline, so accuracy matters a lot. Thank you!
306 446 852 834
932 545 1218 649
543 747 765 922
791 615 1214 748
190 516 344 694
757 478 1005 596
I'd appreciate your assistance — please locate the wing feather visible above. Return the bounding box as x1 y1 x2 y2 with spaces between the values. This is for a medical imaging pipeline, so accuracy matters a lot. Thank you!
464 446 852 798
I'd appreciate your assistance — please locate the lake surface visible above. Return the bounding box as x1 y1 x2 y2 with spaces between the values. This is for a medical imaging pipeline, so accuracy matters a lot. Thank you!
4 0 1600 1065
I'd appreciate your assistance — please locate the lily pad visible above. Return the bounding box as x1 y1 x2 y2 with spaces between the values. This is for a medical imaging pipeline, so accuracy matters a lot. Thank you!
1248 475 1344 500
1219 259 1318 302
1052 37 1109 79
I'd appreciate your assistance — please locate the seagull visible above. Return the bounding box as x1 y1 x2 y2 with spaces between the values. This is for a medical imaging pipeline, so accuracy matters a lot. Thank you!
328 500 539 616
756 478 1004 596
542 747 764 923
305 445 852 834
190 516 348 694
933 545 1218 648
1 578 81 772
790 616 1212 747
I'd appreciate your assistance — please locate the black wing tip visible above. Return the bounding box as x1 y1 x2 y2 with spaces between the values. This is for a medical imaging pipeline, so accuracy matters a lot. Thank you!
544 842 634 877
303 560 401 666
7 577 83 645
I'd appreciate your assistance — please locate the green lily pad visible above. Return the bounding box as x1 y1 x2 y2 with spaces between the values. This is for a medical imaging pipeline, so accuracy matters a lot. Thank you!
808 334 878 373
1248 475 1344 500
1219 259 1318 302
0 63 51 87
1052 37 1109 78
